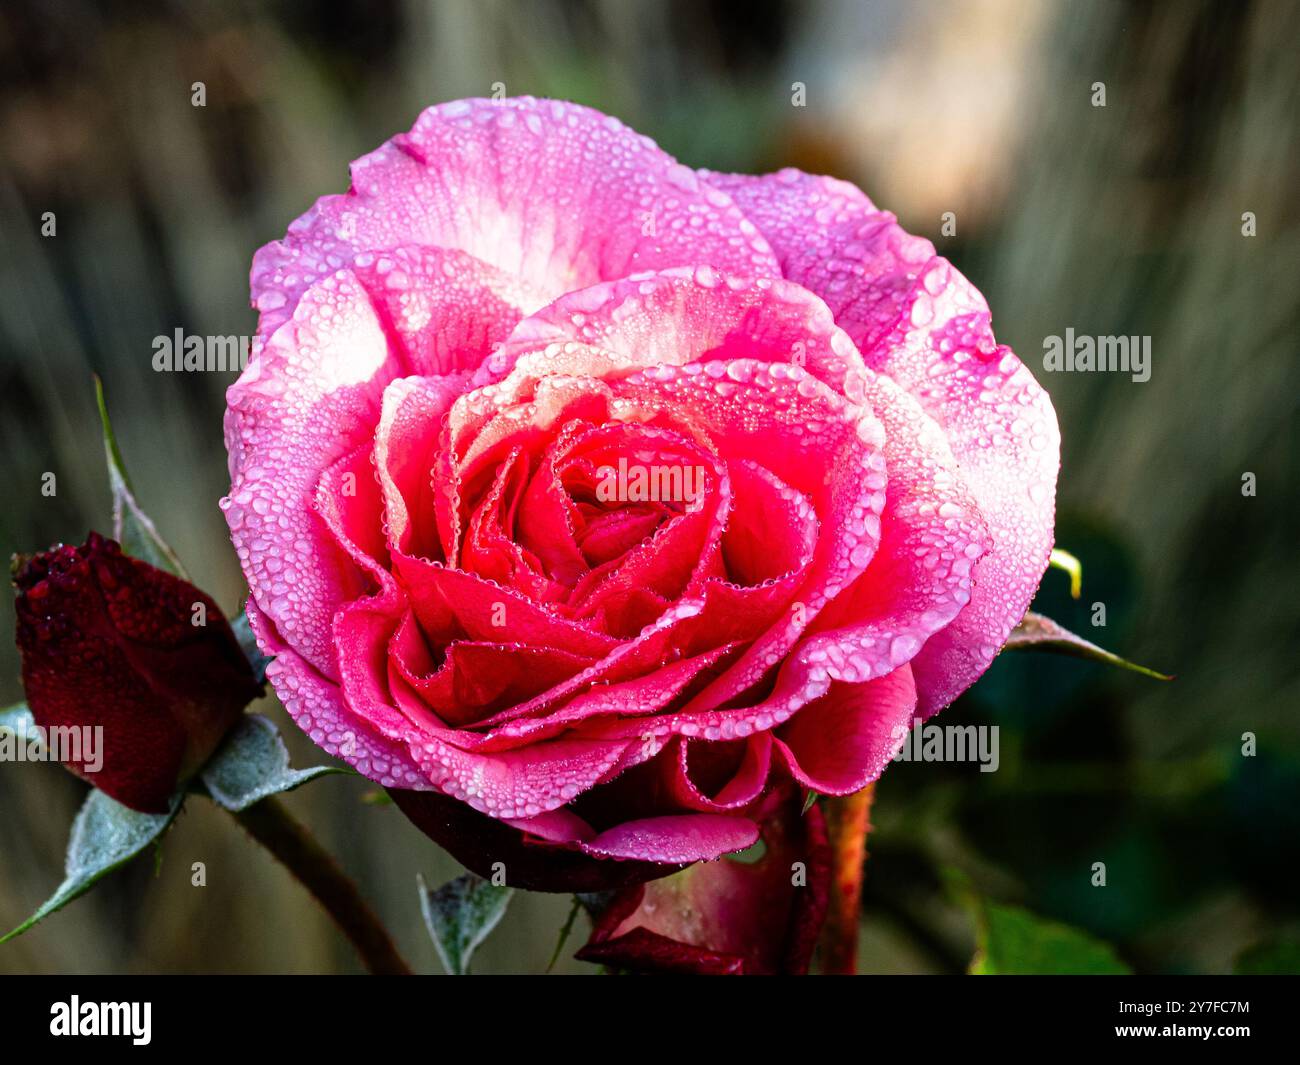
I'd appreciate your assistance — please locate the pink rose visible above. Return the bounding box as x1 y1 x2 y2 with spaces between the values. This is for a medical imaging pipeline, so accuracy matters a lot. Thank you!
223 97 1058 891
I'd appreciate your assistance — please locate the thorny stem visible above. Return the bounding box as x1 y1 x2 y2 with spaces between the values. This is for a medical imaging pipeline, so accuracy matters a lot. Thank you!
820 783 876 975
230 796 412 975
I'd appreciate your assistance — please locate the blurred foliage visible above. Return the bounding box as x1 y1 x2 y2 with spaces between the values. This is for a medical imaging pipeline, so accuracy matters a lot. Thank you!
0 0 1297 973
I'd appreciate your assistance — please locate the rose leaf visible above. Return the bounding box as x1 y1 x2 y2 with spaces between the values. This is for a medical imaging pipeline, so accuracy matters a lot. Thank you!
94 375 188 579
1 787 181 943
0 703 41 757
945 870 1131 975
199 714 345 812
970 901 1131 975
1003 611 1172 680
418 872 513 975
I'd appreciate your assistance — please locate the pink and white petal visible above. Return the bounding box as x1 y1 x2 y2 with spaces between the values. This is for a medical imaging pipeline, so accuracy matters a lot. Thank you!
481 267 865 390
649 376 987 739
886 280 1059 713
364 244 542 560
374 375 465 562
348 245 543 377
407 736 633 821
252 97 780 337
700 169 935 354
224 269 402 675
705 168 1059 712
243 599 427 788
773 666 916 796
793 369 990 684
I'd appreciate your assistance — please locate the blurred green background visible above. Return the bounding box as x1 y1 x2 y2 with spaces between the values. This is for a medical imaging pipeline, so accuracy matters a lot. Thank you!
1 0 1297 974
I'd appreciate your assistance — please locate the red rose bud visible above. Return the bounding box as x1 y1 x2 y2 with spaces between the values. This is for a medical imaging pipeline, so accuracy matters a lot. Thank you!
13 532 261 812
576 785 831 975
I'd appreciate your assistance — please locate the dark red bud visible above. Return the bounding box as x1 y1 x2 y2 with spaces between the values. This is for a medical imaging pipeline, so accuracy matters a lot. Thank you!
13 532 261 812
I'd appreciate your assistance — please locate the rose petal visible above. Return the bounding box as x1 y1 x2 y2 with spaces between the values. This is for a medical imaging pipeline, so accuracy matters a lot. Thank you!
393 636 593 729
374 374 464 563
315 442 390 591
503 807 596 844
252 97 780 337
396 551 619 657
789 369 991 685
335 593 633 818
721 459 819 587
610 360 886 719
224 269 400 674
704 168 1059 712
577 813 759 863
245 599 428 788
349 245 543 377
484 266 864 390
773 665 917 795
473 643 740 747
667 733 773 813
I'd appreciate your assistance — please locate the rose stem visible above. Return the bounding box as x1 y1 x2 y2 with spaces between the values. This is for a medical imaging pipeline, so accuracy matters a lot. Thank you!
820 783 876 975
230 796 412 975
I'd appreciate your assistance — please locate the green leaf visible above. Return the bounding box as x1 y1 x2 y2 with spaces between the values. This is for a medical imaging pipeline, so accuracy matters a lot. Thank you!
944 869 1130 975
970 901 1132 975
200 714 343 811
1 788 180 943
0 703 41 757
230 612 273 685
94 375 188 579
1235 937 1300 974
418 872 513 975
1003 611 1172 681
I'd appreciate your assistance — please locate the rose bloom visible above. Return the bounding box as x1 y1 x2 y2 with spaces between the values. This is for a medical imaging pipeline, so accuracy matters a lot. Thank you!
224 98 1058 897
